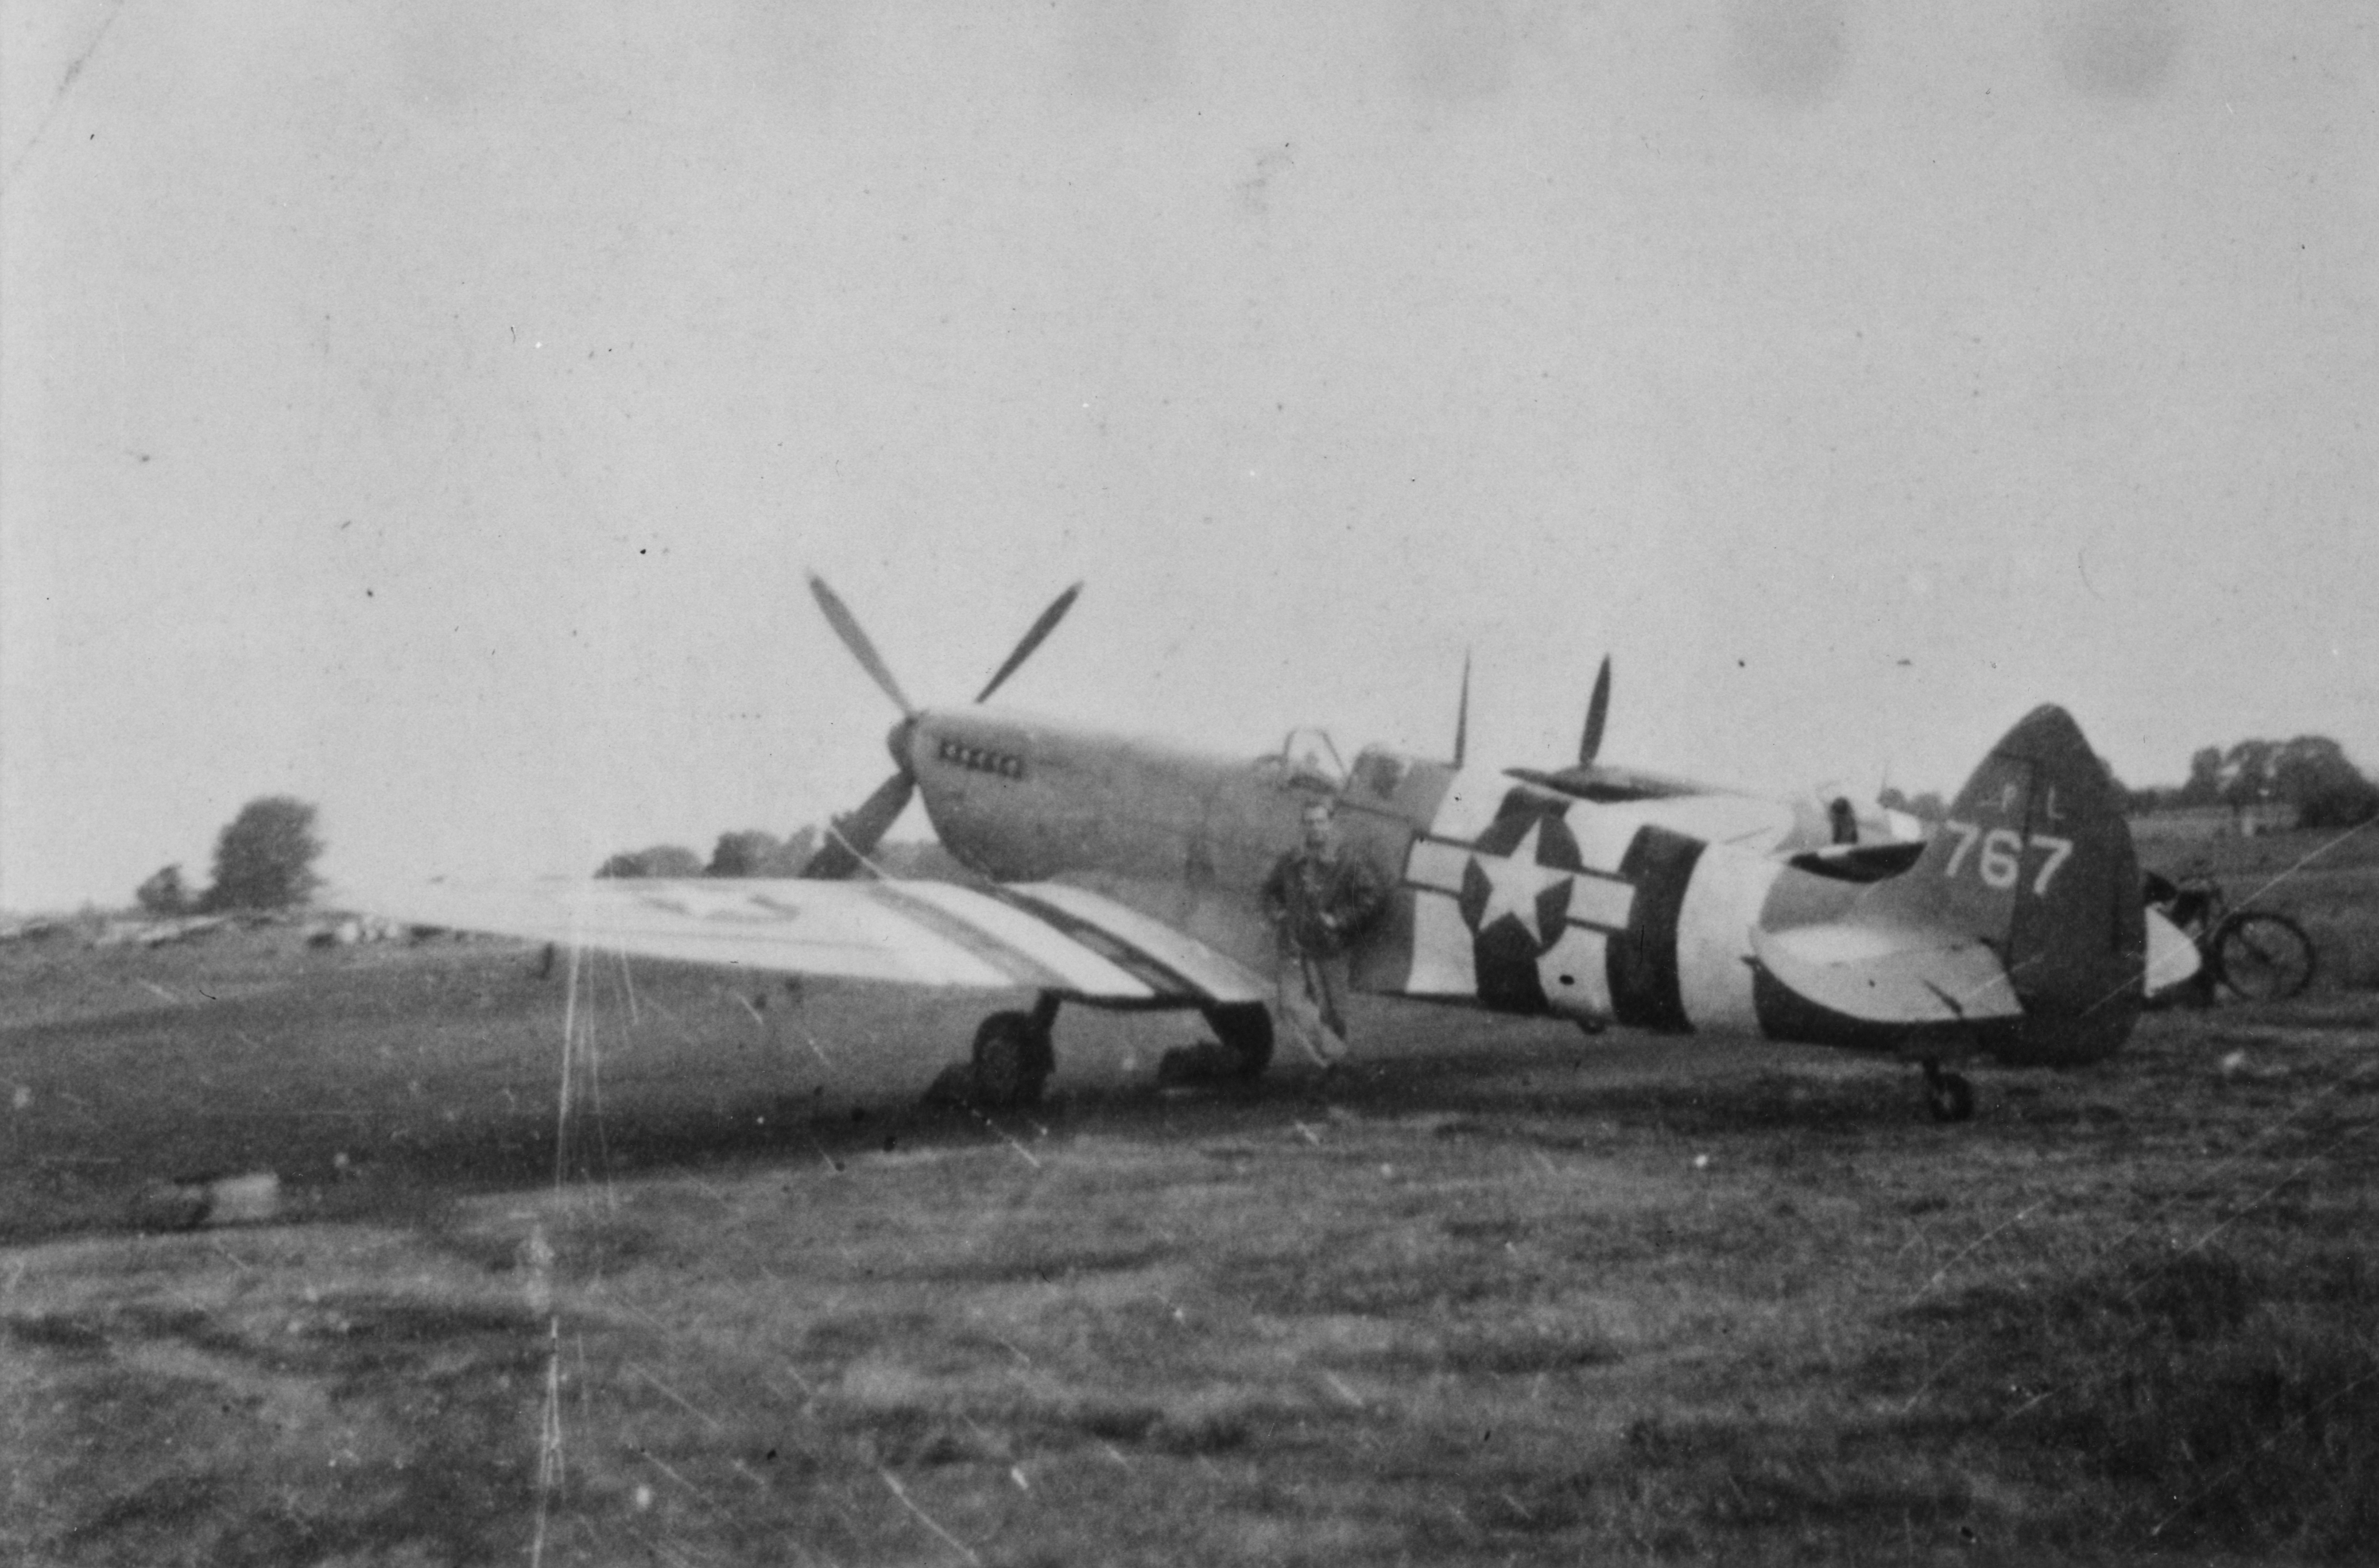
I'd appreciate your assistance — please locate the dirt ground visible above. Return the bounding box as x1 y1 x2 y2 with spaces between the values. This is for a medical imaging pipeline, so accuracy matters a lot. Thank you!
5 829 2375 1565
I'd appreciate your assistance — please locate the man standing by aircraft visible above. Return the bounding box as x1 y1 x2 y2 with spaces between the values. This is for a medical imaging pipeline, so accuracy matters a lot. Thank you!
1263 799 1386 1064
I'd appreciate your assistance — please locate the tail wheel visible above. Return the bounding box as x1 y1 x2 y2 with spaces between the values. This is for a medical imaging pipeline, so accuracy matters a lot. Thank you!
2212 912 2317 1003
1201 1003 1274 1080
971 1011 1053 1108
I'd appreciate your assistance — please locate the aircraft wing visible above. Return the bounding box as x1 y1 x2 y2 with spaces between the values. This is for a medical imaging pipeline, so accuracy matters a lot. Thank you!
345 877 1269 1006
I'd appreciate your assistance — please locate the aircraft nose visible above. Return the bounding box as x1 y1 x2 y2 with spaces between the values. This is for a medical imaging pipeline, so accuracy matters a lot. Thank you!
887 715 919 774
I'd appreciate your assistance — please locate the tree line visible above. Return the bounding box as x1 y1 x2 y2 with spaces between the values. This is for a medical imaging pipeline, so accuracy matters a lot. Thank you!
2125 735 2378 828
596 826 821 880
1879 734 2376 829
137 796 323 916
596 829 979 883
131 807 966 916
131 734 2378 916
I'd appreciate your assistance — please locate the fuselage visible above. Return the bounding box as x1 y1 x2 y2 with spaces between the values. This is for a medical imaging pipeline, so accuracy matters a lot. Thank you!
903 705 1882 1044
898 700 2158 1073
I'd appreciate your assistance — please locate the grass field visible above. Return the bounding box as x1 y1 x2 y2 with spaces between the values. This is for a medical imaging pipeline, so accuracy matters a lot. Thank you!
5 828 2375 1565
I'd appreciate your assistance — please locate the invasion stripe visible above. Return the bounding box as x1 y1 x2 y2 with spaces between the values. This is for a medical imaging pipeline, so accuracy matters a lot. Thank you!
871 882 1155 999
1004 882 1273 1002
1606 825 1703 1033
1428 770 1545 845
991 886 1214 1002
1404 889 1480 997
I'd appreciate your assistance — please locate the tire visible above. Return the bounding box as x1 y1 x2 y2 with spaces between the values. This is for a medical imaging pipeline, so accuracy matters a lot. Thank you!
2212 912 2316 1003
971 1011 1052 1108
1200 1002 1274 1080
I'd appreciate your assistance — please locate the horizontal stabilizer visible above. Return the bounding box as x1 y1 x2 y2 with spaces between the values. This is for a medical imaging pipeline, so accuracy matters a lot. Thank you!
1750 921 2023 1027
2144 906 2202 993
1743 706 2156 1067
1786 839 1928 883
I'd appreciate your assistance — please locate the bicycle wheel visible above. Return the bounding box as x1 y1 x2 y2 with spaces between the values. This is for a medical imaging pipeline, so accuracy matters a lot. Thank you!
2212 912 2317 1002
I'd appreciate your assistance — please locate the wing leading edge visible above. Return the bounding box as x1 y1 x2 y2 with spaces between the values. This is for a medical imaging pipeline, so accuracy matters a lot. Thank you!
341 876 1265 1006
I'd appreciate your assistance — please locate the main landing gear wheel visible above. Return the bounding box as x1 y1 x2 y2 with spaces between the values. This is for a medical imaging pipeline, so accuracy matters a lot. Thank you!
2212 912 2317 1003
1206 1003 1274 1079
1158 1003 1275 1088
1922 1061 1975 1124
971 1009 1054 1109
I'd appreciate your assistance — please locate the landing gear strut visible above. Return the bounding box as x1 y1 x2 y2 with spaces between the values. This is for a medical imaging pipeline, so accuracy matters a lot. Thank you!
1157 1002 1275 1087
970 993 1059 1108
1921 1059 1975 1124
1206 1002 1273 1079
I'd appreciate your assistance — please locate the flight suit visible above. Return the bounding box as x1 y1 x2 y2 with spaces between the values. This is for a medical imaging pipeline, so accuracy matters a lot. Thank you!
1262 841 1386 1062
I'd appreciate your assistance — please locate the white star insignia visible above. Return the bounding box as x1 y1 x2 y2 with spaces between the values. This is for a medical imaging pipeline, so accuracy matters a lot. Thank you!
641 888 773 923
1469 819 1576 946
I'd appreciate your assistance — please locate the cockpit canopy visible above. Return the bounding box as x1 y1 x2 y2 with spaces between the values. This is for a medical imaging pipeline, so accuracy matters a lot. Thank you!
1253 727 1347 793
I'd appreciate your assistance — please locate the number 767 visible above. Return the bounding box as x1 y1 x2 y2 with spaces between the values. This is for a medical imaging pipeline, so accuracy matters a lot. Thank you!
1940 820 2076 896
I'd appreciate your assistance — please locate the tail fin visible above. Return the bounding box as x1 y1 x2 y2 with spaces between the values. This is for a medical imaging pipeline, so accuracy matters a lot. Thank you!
1865 704 2144 1063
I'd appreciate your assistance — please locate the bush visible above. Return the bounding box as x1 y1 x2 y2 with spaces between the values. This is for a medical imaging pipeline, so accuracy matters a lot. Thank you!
594 845 704 879
134 865 190 917
202 798 322 911
706 827 818 877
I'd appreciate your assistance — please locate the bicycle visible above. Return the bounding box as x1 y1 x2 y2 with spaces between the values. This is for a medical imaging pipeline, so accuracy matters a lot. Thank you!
2143 866 2318 1003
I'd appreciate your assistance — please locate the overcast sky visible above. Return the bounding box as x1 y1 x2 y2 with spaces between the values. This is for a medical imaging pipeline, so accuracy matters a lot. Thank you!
3 0 2372 912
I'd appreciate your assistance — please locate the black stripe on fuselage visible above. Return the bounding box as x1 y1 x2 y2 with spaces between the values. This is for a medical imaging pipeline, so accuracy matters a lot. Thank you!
1494 786 1555 826
1606 825 1702 1032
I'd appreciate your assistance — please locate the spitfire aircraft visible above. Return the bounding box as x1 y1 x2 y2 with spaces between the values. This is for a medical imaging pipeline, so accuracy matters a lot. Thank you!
366 578 2199 1123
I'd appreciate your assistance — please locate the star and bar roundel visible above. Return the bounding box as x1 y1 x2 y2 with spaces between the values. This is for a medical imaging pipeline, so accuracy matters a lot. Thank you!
1457 813 1592 954
1458 807 1625 1014
1404 796 1636 1016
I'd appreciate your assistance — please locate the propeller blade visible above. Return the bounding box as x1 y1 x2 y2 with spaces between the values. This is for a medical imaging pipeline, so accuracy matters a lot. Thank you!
974 581 1083 704
1579 655 1611 767
797 771 916 880
1453 649 1471 768
808 573 916 717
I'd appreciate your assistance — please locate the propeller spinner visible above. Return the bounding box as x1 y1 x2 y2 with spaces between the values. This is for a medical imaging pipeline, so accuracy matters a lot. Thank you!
797 573 1081 878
